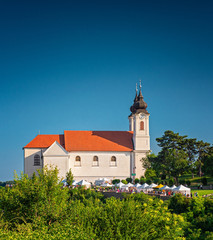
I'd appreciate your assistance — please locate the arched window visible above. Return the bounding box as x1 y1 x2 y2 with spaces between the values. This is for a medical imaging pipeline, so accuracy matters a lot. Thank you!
93 156 99 166
140 121 144 130
34 154 40 166
75 156 81 166
110 156 117 166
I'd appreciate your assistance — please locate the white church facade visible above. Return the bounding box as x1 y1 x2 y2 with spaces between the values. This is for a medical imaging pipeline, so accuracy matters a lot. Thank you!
23 84 150 183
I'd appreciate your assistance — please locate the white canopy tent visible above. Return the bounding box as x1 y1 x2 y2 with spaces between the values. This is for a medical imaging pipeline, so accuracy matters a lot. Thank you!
173 185 191 195
139 183 149 189
134 183 141 188
159 185 170 190
124 183 134 188
101 183 113 187
145 183 157 189
72 180 78 186
94 178 110 186
115 182 125 188
169 185 177 190
77 180 91 188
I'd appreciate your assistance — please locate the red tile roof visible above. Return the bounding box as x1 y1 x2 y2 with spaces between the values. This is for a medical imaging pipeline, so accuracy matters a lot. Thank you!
24 131 133 152
24 134 65 149
64 131 133 152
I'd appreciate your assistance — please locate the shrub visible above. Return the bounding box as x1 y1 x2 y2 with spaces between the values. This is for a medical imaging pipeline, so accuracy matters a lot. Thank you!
134 178 140 184
140 177 147 184
146 179 152 185
121 180 127 184
112 179 120 184
126 177 133 183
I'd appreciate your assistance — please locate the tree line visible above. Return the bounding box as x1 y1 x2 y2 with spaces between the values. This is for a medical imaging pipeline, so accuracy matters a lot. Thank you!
142 130 213 184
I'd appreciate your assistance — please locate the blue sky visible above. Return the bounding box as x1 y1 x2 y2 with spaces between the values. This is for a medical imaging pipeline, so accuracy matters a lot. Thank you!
0 0 213 181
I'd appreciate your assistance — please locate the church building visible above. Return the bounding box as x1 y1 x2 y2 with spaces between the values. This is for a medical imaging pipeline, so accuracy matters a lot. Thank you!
23 84 150 183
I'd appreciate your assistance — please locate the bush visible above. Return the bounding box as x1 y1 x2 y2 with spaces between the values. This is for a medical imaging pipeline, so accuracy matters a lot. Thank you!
112 179 120 184
201 177 207 186
126 177 133 183
146 179 152 185
140 177 147 184
121 180 127 184
134 178 140 184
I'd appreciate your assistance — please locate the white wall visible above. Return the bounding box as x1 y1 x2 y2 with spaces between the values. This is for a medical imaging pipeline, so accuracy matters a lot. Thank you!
43 156 69 180
69 151 131 183
24 148 46 177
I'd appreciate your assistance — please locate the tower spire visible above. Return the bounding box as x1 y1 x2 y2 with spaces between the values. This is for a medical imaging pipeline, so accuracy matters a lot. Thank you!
134 83 138 103
139 80 143 98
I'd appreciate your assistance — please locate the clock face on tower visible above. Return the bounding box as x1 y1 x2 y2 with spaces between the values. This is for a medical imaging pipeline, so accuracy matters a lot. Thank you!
139 113 145 119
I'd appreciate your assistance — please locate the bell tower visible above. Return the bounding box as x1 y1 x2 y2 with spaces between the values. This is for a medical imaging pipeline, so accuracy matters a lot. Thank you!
129 81 150 179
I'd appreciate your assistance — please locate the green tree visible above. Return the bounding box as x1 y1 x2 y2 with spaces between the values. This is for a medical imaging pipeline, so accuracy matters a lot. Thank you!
195 140 210 177
144 168 157 180
202 146 213 177
66 168 74 187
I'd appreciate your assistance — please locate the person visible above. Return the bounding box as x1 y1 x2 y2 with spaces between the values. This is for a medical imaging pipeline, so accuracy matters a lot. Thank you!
200 184 203 190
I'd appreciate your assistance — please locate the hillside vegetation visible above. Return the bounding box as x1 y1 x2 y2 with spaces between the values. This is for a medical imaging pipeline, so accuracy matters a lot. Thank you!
0 167 213 239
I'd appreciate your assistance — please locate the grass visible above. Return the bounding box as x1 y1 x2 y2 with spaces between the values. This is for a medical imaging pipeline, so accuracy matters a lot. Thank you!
179 174 213 186
191 189 213 196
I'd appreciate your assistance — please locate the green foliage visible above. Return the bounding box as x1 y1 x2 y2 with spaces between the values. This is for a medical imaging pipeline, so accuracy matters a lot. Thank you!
186 180 191 186
126 177 133 183
112 179 120 184
169 178 175 186
121 179 127 184
201 177 208 185
144 168 157 180
66 168 74 187
146 179 152 185
143 130 213 183
0 166 68 227
134 178 140 184
179 179 186 185
139 177 147 184
1 167 213 239
202 152 213 177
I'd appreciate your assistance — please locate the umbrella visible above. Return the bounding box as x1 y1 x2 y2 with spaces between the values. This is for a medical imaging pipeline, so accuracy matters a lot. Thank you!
154 184 164 189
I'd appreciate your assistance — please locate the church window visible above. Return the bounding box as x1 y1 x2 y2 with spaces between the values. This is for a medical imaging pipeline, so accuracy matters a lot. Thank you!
34 154 40 166
140 121 144 130
92 156 99 166
110 156 117 166
75 156 81 166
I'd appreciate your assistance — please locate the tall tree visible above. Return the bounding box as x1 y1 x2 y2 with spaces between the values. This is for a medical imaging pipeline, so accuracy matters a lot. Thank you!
195 140 210 177
183 138 197 177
